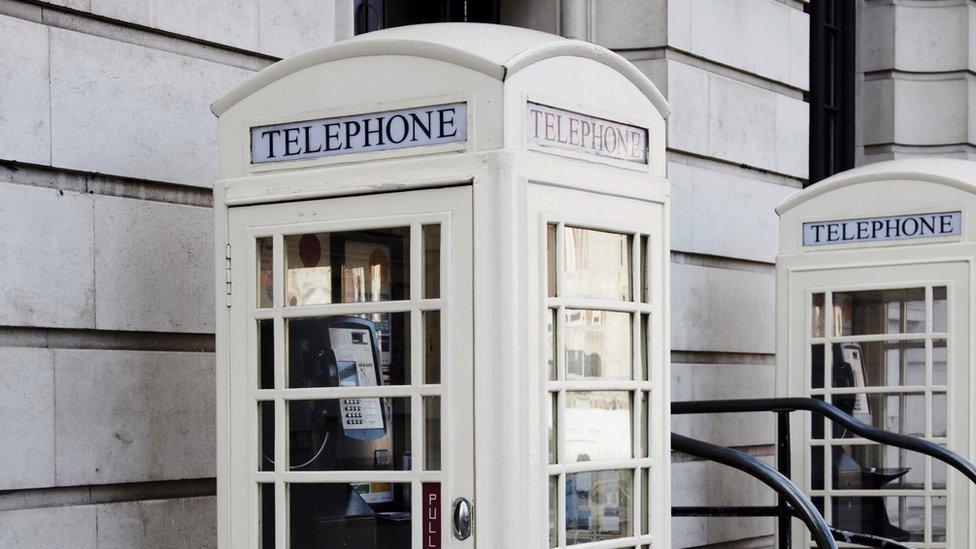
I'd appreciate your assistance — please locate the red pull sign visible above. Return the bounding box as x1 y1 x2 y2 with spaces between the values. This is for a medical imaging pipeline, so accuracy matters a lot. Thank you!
423 483 441 549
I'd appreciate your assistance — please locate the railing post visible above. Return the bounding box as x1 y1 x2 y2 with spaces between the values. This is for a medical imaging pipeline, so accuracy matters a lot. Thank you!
777 410 792 549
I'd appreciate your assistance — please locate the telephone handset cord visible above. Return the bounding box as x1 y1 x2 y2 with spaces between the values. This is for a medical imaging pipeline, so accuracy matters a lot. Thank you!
261 431 330 470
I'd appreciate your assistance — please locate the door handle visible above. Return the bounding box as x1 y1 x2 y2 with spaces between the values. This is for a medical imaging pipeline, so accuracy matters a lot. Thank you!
452 497 472 540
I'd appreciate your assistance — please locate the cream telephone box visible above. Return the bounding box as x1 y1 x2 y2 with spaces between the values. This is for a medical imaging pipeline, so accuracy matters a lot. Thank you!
776 159 976 547
212 24 671 549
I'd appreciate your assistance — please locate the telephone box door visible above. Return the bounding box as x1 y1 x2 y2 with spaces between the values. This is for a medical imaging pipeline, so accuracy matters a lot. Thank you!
786 261 971 547
226 185 473 549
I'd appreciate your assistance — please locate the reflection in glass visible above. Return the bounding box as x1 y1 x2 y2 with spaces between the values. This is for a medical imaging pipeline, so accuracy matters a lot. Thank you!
640 391 649 458
565 310 631 380
260 483 274 549
640 469 649 535
287 397 410 472
812 293 825 337
259 319 274 390
288 482 411 548
422 224 440 299
547 224 557 298
423 311 440 384
933 496 946 542
285 228 409 307
547 309 556 380
933 339 947 385
549 476 559 547
259 401 274 472
832 288 925 336
640 314 649 381
288 314 410 388
548 393 558 464
257 237 274 308
563 227 631 301
565 392 631 462
640 235 649 304
822 341 926 389
933 286 947 333
565 470 632 545
424 396 440 470
831 496 924 543
933 393 947 438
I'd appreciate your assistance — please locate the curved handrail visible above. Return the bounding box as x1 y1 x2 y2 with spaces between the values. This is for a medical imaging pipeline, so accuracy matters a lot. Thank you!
672 397 976 486
672 433 837 549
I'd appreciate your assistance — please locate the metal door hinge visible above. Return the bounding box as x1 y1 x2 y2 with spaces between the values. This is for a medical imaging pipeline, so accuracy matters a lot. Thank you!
224 243 232 308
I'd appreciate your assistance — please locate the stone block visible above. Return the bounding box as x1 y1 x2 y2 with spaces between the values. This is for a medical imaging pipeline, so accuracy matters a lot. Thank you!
671 362 776 448
93 195 214 333
707 74 778 173
668 161 797 263
96 496 216 548
0 505 96 549
54 349 215 485
49 27 252 187
893 76 970 146
789 7 810 91
0 182 95 328
671 262 775 354
152 0 259 52
0 15 51 166
893 3 971 73
592 0 666 50
0 348 56 490
861 78 894 146
665 61 710 154
860 2 895 73
258 0 337 58
687 0 798 87
776 94 809 179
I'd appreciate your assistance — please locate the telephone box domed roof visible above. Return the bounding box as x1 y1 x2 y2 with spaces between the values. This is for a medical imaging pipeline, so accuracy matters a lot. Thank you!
212 23 669 118
776 158 976 215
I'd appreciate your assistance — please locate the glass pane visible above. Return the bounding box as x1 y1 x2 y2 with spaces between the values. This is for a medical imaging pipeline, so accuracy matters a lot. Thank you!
548 392 558 464
640 469 649 535
260 483 275 549
565 469 633 545
563 227 631 301
547 309 556 381
812 293 825 337
812 343 826 390
933 496 947 542
423 311 440 384
832 393 925 438
831 495 924 543
424 396 441 471
933 451 948 490
565 391 632 462
288 482 411 547
827 341 925 389
811 446 825 490
547 224 557 298
933 339 947 385
833 444 924 490
639 235 649 304
285 227 409 307
640 391 649 458
933 392 947 438
422 224 440 299
288 314 410 388
549 476 559 548
259 319 274 390
933 286 947 333
639 314 649 381
832 288 926 336
287 397 410 471
259 401 274 472
257 237 274 308
565 310 631 380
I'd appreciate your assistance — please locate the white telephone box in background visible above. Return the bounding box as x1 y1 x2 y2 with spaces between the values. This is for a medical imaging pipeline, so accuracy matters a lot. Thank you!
776 159 976 547
212 24 671 549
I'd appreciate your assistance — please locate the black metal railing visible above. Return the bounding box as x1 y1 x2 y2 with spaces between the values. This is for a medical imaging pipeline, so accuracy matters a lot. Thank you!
671 397 976 548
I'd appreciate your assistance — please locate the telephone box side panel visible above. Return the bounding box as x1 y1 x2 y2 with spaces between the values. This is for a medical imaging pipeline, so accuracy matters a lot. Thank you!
216 55 504 183
503 56 666 179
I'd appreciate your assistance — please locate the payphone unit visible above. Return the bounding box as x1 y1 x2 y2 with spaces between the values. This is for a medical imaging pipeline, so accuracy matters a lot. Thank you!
214 23 671 549
776 159 976 547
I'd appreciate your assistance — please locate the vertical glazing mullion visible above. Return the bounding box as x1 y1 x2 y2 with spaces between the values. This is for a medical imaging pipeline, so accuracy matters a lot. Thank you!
554 222 566 548
409 223 423 549
822 291 834 531
558 472 567 548
271 233 286 549
630 233 642 539
924 286 934 546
